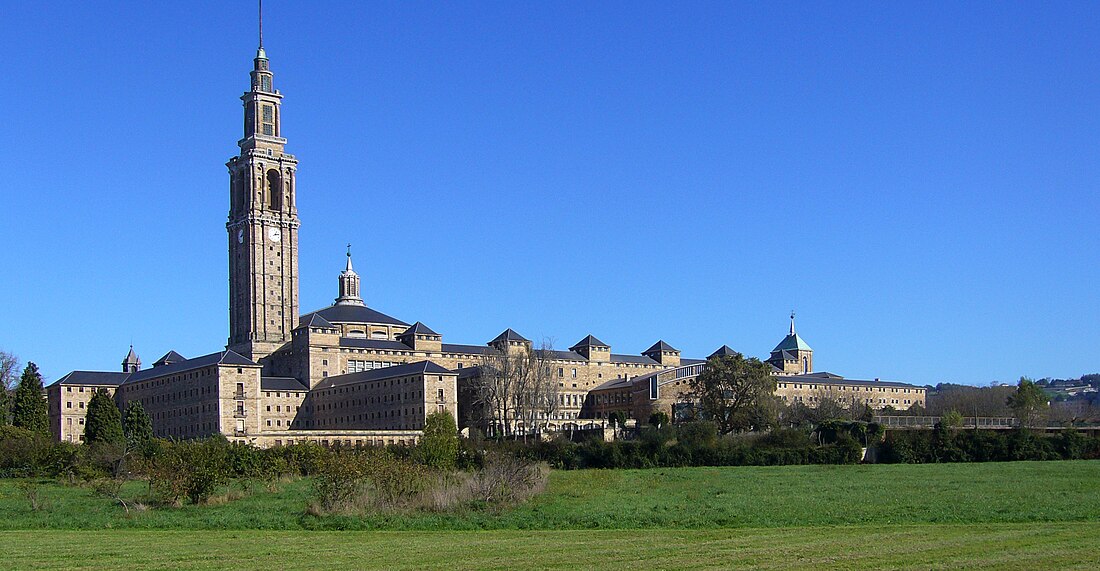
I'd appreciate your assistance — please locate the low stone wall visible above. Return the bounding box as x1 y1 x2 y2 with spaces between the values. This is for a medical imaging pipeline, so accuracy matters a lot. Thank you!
229 429 422 448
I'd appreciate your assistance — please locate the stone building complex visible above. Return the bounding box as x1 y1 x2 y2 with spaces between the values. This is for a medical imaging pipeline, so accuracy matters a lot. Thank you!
46 35 924 446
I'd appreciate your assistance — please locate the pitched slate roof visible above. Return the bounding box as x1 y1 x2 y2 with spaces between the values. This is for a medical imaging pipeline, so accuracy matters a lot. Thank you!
680 358 706 366
490 329 530 344
297 313 336 330
772 333 812 353
708 345 739 358
123 346 140 366
535 349 586 361
399 322 440 337
591 377 634 391
456 365 482 380
780 373 918 389
570 335 609 350
440 343 492 355
125 350 257 384
644 340 679 354
299 304 408 327
313 360 454 390
260 377 309 391
152 350 187 367
610 354 660 365
51 371 130 387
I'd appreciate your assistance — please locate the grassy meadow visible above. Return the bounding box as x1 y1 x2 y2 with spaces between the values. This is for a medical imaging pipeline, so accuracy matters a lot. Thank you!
0 460 1097 568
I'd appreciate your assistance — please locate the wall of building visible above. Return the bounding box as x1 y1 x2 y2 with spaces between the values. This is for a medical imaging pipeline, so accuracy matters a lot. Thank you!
306 371 457 431
117 365 224 440
774 379 926 409
48 384 115 443
259 388 307 431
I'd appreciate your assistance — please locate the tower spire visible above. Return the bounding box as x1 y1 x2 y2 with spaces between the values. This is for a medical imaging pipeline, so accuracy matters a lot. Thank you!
226 1 299 361
257 0 266 59
122 344 141 373
335 248 364 306
790 310 796 335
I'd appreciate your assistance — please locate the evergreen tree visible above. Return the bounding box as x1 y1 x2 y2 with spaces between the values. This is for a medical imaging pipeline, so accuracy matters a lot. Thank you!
122 401 154 450
1007 377 1049 429
84 388 125 447
415 410 459 469
11 362 49 436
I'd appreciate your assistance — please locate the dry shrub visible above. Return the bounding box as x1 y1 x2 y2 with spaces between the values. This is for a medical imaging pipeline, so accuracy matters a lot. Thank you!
362 453 432 510
472 452 548 505
17 480 50 512
310 450 369 513
307 448 548 516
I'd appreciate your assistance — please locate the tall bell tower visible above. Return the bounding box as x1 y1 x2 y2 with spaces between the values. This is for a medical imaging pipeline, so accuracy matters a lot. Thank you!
226 17 300 362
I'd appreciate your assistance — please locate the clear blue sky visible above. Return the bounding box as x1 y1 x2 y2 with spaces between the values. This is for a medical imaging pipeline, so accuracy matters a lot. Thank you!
1 2 1097 386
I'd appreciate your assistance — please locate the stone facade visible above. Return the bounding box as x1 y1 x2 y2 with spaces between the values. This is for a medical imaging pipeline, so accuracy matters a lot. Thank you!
47 375 124 443
226 46 300 363
588 361 927 424
45 37 923 446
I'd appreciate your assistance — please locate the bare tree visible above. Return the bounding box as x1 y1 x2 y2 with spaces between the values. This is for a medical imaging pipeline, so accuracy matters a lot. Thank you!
473 340 560 439
474 347 519 438
517 341 558 439
0 350 20 425
0 351 19 391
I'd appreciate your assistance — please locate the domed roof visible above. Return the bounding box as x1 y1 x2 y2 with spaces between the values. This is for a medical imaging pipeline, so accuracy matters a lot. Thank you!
299 304 408 328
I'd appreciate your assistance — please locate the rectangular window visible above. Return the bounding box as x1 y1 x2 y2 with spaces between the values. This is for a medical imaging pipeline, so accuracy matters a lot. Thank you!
262 105 274 136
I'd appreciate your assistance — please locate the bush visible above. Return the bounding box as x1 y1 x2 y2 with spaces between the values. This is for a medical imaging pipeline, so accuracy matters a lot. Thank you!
676 421 718 450
0 426 48 477
415 411 459 470
649 411 670 428
472 452 548 505
311 449 368 512
146 438 230 505
755 428 814 449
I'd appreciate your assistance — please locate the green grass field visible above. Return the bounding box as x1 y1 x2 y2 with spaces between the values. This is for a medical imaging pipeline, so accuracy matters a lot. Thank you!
1 461 1097 569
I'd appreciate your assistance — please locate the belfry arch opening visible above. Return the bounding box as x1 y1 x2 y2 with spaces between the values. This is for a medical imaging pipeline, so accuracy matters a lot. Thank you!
266 169 281 210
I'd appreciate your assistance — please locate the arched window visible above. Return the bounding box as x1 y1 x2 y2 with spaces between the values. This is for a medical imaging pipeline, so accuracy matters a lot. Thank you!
802 357 808 374
233 173 247 213
266 170 281 210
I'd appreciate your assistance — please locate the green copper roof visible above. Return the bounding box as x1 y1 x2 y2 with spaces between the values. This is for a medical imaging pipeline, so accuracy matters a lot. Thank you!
772 333 812 353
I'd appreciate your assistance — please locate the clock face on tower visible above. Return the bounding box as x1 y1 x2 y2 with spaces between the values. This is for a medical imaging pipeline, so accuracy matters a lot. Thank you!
268 227 281 243
237 229 244 244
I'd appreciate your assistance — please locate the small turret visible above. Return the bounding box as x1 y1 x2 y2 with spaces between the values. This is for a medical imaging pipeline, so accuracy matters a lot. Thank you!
122 345 141 373
398 322 442 352
335 245 365 306
643 340 681 367
570 335 611 362
767 311 814 374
